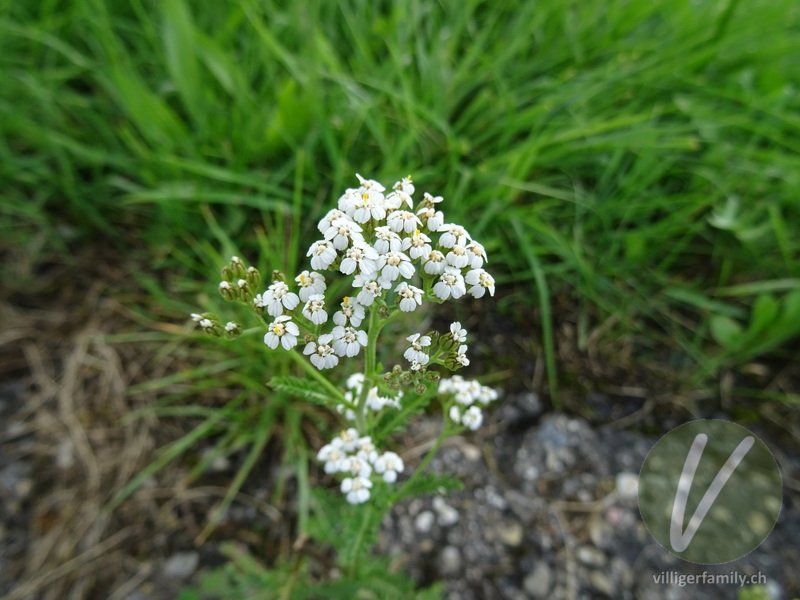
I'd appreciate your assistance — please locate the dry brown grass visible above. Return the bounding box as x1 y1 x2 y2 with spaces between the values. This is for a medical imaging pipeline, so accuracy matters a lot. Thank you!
0 250 198 600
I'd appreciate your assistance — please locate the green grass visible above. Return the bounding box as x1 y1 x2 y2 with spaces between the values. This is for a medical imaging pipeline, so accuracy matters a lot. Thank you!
3 0 800 400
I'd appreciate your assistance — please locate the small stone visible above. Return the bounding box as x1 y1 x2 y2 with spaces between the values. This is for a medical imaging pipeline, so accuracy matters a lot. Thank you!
415 510 435 534
440 545 462 575
589 570 615 596
576 546 606 568
588 514 615 551
433 497 459 527
615 472 638 500
162 551 199 579
496 520 523 547
523 562 552 598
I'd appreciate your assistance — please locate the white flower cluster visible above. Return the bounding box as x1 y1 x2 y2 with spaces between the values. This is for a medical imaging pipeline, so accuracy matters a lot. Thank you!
336 373 402 421
253 174 495 366
440 375 499 431
316 428 405 504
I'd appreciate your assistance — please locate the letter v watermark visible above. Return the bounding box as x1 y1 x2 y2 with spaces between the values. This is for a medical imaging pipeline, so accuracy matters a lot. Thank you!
669 433 755 552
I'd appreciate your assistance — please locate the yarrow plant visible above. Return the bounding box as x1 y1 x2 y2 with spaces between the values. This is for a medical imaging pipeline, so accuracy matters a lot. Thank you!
193 174 498 507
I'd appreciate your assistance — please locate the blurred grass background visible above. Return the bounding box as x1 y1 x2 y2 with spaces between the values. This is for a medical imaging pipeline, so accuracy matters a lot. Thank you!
2 0 800 400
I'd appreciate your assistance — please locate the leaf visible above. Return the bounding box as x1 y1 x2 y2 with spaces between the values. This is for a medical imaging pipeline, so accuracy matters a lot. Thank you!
709 315 744 349
269 375 335 406
747 295 780 338
393 473 463 502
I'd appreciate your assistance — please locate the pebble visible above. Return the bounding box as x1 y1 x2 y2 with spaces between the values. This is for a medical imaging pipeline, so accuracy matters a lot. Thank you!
576 546 606 568
440 545 462 575
433 497 460 527
496 519 523 547
523 562 553 598
414 510 435 534
162 552 199 579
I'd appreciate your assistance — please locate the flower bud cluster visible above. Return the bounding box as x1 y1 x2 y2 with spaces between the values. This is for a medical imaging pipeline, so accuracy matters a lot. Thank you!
316 428 405 504
440 375 499 431
190 313 241 339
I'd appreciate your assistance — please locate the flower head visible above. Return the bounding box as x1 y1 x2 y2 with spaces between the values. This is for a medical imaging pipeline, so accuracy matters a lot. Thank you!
374 451 405 483
304 334 338 369
404 333 432 364
295 270 326 302
331 326 368 357
264 316 299 350
465 268 495 298
395 282 423 312
333 296 365 327
433 267 466 300
263 281 300 317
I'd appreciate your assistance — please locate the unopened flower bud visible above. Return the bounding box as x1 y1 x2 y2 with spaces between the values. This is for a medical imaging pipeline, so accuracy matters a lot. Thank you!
224 322 241 338
305 334 316 344
426 331 440 346
415 383 427 395
246 266 261 287
237 279 253 302
219 280 237 301
400 372 413 386
378 306 391 319
221 266 234 282
389 381 400 391
384 372 394 382
272 270 285 283
230 256 247 279
392 365 403 375
424 370 441 382
439 332 459 352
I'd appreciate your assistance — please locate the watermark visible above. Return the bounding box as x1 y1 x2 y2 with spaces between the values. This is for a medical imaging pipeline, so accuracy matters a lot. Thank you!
638 420 782 564
652 570 766 588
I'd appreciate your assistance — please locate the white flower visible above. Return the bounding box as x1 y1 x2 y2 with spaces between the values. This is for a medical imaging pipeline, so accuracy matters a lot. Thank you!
437 224 471 248
264 316 300 350
351 191 386 223
417 206 444 233
450 322 467 343
337 189 358 214
342 454 373 478
338 428 360 452
365 387 395 411
331 326 368 357
445 245 470 269
346 373 365 392
376 251 415 283
422 192 443 206
333 296 365 327
410 360 424 372
454 389 474 406
307 240 337 270
404 333 432 364
224 322 239 333
303 334 338 369
384 190 412 210
422 250 446 275
302 293 328 325
393 175 415 195
433 267 466 300
317 440 346 474
454 344 470 367
340 241 379 276
386 210 421 234
263 281 300 317
465 241 487 268
395 282 423 312
295 270 326 302
449 405 461 425
372 226 402 254
478 386 499 404
355 173 385 192
461 406 483 430
341 476 372 504
355 436 378 463
199 318 213 329
401 230 432 260
465 268 495 298
190 313 204 322
324 217 364 251
317 209 346 234
374 451 405 483
353 275 390 306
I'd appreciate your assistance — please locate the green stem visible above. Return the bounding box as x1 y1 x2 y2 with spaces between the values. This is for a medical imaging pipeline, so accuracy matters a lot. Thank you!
286 346 346 403
356 307 381 431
